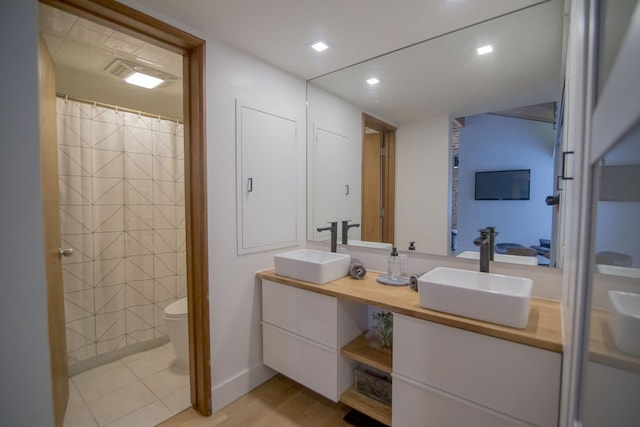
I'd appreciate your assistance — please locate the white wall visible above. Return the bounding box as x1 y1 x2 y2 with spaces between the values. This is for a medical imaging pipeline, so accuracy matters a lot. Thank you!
120 2 310 407
120 0 307 410
205 39 307 409
457 114 554 253
395 115 451 255
0 1 55 425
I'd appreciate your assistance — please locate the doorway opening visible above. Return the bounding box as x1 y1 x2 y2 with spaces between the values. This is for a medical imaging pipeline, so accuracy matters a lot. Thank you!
361 113 396 244
39 0 210 423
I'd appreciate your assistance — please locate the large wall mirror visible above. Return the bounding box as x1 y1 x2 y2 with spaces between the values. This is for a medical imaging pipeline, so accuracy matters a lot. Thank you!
307 0 567 268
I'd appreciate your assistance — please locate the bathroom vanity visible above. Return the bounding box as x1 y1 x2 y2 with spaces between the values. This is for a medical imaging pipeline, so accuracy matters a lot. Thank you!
257 269 563 426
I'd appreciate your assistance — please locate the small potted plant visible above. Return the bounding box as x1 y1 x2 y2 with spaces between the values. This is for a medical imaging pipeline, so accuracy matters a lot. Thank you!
372 310 393 348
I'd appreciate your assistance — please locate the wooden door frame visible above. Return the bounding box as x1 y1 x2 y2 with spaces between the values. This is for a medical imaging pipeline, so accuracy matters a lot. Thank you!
39 34 69 427
40 0 211 415
362 113 396 244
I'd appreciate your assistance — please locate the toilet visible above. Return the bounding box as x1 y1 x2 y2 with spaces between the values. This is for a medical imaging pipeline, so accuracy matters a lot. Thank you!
163 297 189 367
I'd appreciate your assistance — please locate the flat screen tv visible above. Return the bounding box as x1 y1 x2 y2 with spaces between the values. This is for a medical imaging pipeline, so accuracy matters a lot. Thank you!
475 169 531 200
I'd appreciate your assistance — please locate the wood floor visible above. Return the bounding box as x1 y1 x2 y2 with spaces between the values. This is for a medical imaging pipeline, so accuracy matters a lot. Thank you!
157 374 353 427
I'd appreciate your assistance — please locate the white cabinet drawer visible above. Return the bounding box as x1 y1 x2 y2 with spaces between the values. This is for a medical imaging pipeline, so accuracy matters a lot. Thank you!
393 373 529 427
393 314 560 427
262 280 337 348
262 322 338 401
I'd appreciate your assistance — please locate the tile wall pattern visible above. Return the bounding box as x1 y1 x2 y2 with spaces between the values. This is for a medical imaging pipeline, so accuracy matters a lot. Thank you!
56 98 186 366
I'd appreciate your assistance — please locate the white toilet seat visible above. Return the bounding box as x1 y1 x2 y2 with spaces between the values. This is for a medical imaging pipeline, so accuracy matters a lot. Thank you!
164 297 187 319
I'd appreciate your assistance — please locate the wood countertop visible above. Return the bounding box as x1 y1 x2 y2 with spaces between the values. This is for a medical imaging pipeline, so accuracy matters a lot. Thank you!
257 269 563 353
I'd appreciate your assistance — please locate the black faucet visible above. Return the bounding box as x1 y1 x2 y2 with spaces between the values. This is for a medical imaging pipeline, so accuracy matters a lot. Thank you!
485 226 498 261
341 220 360 244
317 221 338 253
473 228 491 273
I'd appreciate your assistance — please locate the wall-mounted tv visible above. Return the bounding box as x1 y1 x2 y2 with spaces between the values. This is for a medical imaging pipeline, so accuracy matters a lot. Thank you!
475 169 531 200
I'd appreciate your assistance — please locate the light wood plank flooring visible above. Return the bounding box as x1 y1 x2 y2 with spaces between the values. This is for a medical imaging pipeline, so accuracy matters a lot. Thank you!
157 374 353 426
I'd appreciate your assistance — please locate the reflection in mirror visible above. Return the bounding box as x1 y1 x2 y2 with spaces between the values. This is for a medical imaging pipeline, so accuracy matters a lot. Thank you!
579 2 640 423
306 0 566 267
594 128 640 277
581 116 640 426
453 109 556 267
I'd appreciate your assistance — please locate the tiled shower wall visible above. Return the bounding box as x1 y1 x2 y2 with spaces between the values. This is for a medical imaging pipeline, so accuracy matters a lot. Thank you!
56 98 186 367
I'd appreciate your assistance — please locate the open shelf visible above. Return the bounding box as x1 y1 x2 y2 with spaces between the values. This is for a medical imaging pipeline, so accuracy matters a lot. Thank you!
341 331 392 373
340 385 392 426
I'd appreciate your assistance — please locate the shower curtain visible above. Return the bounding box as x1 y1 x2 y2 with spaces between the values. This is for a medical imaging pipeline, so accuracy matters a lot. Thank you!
55 97 186 367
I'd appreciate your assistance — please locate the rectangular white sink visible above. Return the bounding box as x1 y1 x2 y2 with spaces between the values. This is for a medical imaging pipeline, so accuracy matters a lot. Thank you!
274 249 351 284
418 267 532 328
608 290 640 356
457 250 538 266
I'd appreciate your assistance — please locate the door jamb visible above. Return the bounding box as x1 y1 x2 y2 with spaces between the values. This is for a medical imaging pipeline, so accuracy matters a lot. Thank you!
40 0 211 415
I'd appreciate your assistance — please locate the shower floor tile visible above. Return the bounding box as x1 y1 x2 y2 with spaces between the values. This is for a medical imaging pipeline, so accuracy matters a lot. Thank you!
73 361 138 402
64 344 190 427
122 345 177 378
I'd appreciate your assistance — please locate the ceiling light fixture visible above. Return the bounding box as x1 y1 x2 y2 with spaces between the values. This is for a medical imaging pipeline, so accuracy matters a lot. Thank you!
366 78 380 85
311 41 329 52
477 45 493 55
105 59 178 90
125 72 164 89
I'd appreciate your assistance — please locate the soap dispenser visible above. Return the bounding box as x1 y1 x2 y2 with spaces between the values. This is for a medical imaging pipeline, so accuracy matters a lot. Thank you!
402 241 415 276
388 247 401 279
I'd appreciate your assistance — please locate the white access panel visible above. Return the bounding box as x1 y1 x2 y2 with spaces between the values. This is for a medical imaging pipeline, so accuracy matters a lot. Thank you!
236 102 297 254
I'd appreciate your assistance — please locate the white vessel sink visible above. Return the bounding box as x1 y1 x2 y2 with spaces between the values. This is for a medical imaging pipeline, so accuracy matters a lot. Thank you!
347 240 393 250
456 250 538 266
274 249 351 284
418 267 532 328
608 290 640 356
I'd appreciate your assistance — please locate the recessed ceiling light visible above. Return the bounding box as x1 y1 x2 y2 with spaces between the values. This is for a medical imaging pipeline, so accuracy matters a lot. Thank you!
477 45 493 55
311 41 329 52
366 78 380 85
125 72 164 89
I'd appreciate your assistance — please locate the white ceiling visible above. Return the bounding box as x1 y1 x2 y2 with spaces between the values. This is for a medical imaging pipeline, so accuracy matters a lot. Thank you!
39 0 566 123
310 0 565 124
129 0 549 80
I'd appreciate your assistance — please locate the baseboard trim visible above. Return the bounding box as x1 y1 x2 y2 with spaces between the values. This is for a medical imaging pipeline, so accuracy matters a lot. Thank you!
211 363 276 412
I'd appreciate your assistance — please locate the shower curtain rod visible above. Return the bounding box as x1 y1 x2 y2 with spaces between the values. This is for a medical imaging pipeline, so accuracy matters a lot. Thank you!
56 93 183 124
